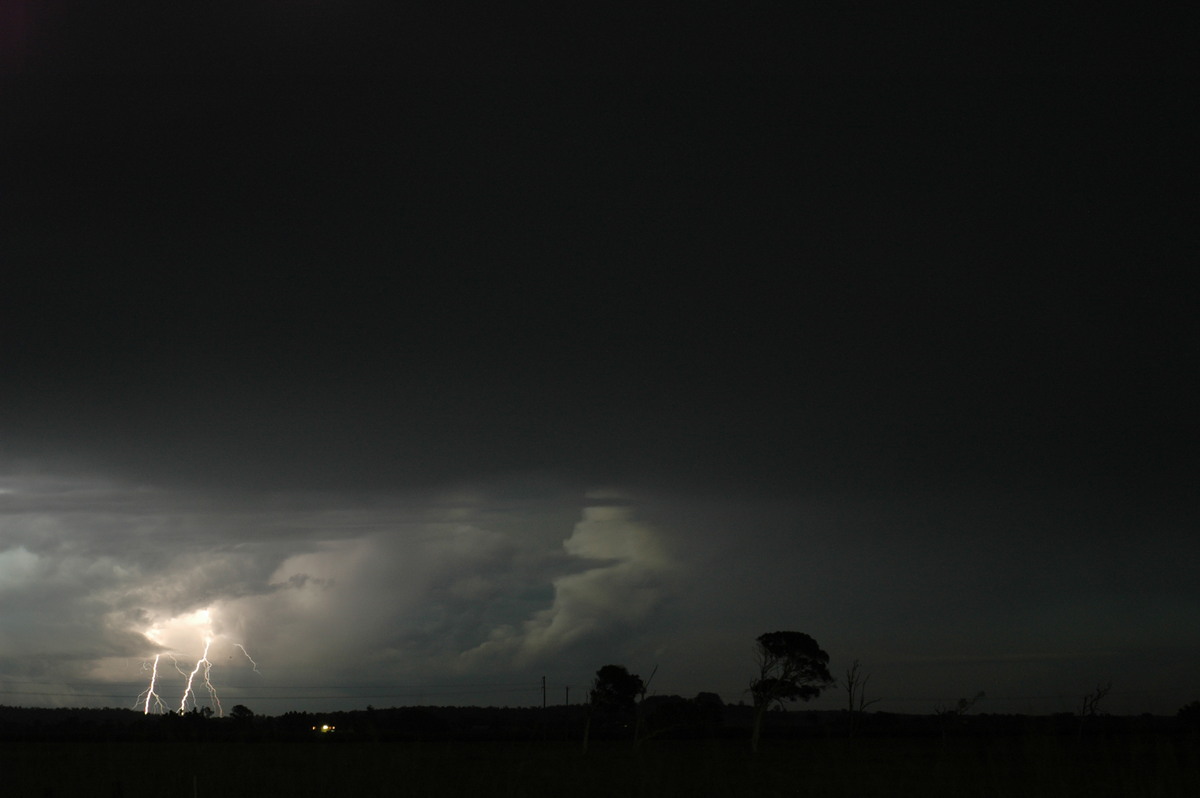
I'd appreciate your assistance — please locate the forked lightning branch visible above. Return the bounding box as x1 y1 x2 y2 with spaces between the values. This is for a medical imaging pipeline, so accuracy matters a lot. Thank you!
134 608 260 717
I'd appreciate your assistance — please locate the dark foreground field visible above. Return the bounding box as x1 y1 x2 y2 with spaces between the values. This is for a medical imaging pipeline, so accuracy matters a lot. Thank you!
4 734 1198 798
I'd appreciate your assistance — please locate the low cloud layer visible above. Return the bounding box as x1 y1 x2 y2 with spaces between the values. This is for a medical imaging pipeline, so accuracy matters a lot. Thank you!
3 462 1198 717
0 470 685 712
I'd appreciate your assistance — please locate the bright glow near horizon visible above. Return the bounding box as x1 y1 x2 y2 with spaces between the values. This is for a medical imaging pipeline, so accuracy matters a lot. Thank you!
136 606 259 715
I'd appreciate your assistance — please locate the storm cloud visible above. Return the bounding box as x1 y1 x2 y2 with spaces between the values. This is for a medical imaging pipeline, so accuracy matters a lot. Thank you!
2 6 1196 718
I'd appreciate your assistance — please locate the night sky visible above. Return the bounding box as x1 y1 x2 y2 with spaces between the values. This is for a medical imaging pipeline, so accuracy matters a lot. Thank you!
2 4 1196 716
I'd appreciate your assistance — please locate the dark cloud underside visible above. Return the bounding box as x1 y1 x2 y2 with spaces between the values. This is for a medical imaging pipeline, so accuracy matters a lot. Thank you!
2 5 1196 715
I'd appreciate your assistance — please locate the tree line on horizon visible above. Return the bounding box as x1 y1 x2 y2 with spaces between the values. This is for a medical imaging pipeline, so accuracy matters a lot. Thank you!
4 630 1199 746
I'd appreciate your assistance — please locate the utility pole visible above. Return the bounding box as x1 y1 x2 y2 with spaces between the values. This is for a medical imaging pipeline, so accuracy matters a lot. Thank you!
542 675 546 709
565 685 569 705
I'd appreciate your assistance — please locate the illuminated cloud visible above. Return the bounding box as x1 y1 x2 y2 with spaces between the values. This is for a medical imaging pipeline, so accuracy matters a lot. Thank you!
2 463 1198 716
463 500 675 668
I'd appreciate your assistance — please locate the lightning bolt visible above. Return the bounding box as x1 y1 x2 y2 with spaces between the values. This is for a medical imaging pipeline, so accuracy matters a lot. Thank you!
136 655 167 715
233 643 261 675
135 609 260 716
179 637 221 716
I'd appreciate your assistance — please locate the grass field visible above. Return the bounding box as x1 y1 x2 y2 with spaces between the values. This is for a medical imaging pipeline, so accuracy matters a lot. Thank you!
4 733 1198 797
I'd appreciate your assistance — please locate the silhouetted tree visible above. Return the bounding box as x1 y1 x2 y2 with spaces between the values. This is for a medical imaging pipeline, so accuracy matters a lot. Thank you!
1078 682 1111 738
1079 682 1112 718
229 705 254 723
693 692 725 726
1177 700 1200 730
842 659 880 736
935 691 985 718
582 664 643 752
590 664 644 715
935 691 985 743
632 664 658 746
749 631 833 752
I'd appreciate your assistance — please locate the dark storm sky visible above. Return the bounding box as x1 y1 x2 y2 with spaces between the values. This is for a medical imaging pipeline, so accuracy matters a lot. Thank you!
1 4 1196 715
